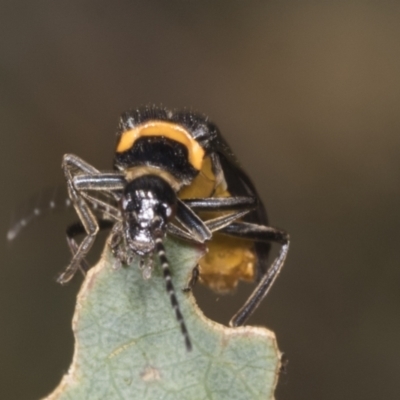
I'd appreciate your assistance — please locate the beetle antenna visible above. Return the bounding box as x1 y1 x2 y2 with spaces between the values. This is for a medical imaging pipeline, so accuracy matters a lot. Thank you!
154 235 192 351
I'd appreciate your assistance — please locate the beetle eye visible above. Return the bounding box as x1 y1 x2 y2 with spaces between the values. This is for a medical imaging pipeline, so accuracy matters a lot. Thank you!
121 194 138 212
157 203 173 219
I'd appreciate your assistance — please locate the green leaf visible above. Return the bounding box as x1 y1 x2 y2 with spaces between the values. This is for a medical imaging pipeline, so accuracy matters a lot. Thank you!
44 238 281 400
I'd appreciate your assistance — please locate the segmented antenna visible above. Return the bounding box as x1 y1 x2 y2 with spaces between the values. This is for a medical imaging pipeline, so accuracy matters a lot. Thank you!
7 187 72 242
6 187 119 242
154 236 192 351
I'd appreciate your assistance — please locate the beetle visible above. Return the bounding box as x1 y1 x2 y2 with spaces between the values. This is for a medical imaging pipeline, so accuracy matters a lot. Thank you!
8 106 289 351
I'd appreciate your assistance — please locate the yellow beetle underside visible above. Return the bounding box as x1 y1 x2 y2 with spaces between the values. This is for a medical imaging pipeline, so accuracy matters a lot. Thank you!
179 157 257 292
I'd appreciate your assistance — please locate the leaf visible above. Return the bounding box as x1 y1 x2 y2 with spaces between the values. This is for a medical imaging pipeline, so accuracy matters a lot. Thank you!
44 237 281 400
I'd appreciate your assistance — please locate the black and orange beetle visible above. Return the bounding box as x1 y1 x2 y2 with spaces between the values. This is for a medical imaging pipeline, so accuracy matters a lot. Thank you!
8 106 289 351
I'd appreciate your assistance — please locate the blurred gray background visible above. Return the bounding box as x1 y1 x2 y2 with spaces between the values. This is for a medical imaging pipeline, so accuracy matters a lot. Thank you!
1 1 399 399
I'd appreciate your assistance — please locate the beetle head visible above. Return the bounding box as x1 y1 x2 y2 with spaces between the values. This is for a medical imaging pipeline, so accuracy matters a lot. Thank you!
121 175 176 255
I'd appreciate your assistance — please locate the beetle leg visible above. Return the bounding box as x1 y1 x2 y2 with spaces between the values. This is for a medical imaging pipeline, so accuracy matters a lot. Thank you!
205 209 251 232
220 221 288 243
183 196 257 212
168 208 251 242
166 223 197 242
57 179 99 284
182 264 200 292
63 153 125 200
65 231 90 276
173 196 256 242
73 173 126 192
65 219 115 274
216 221 290 327
175 199 212 243
79 192 122 222
62 153 101 175
60 154 124 283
